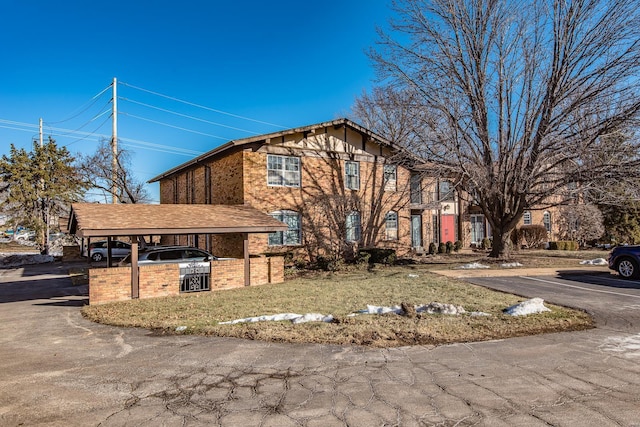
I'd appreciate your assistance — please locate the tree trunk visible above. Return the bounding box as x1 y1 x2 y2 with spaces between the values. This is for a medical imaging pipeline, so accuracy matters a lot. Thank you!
489 227 513 259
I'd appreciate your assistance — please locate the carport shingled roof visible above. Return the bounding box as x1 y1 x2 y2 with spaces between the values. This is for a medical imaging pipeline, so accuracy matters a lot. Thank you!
68 203 288 238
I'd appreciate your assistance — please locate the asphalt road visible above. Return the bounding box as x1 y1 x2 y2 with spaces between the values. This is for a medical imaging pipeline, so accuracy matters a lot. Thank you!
466 270 640 332
0 262 639 426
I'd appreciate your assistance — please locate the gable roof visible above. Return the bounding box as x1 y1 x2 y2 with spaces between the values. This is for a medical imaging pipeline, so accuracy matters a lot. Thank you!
148 118 403 183
68 203 288 238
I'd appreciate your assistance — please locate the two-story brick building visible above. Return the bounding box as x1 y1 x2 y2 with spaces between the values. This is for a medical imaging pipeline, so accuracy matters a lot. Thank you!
149 118 468 261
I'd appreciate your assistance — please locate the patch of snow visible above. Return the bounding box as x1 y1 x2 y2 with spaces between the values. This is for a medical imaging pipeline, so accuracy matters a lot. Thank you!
175 326 187 332
349 302 467 317
503 297 551 316
292 313 334 324
219 313 334 325
501 262 523 268
351 305 404 316
456 262 490 270
416 302 465 315
580 258 608 266
407 273 419 278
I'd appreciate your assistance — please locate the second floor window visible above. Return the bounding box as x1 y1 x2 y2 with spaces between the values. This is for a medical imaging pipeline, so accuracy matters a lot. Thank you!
268 210 301 245
345 161 360 190
523 211 532 225
346 211 362 242
267 154 300 187
384 164 397 191
439 180 455 201
410 174 422 204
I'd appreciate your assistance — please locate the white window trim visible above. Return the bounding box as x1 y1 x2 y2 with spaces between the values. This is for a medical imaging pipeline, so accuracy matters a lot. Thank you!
384 164 397 191
268 210 301 246
345 161 360 190
346 211 362 242
385 211 398 240
267 154 301 188
523 211 532 226
543 211 552 233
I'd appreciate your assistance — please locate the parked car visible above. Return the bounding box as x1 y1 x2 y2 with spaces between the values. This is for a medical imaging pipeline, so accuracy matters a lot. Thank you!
88 240 132 262
608 245 640 279
15 230 36 241
118 246 217 265
3 226 25 238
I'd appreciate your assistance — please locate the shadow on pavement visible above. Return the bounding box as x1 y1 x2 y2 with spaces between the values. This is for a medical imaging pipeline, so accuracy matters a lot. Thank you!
0 262 89 304
557 270 640 290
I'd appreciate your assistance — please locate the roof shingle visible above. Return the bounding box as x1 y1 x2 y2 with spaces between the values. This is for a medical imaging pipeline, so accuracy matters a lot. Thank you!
68 203 288 238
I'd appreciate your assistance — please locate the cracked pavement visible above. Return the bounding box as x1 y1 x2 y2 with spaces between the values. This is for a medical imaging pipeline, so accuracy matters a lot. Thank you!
1 263 639 426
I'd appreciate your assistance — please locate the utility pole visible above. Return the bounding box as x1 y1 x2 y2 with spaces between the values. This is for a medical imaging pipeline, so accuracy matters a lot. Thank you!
111 77 118 204
39 118 43 147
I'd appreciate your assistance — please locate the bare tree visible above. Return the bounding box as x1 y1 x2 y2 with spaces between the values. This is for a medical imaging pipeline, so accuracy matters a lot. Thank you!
77 139 151 204
367 0 640 258
556 204 604 246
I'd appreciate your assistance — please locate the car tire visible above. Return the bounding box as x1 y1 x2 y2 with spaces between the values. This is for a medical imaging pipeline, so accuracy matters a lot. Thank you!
616 257 639 279
91 252 104 262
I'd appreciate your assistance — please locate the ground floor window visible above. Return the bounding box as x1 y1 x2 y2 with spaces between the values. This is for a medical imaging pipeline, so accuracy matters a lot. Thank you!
269 210 301 245
385 211 398 240
543 211 552 233
346 211 362 242
470 214 485 244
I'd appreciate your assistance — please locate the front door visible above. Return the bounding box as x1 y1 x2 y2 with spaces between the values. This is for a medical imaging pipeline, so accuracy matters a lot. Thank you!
440 214 456 243
411 214 422 248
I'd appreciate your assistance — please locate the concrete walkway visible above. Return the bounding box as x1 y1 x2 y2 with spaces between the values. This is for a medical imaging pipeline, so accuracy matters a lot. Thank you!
0 263 639 426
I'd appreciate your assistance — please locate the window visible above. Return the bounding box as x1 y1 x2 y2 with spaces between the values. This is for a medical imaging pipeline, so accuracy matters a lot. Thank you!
523 211 532 225
543 211 552 233
267 155 300 187
470 214 485 244
384 165 397 191
268 210 301 246
410 174 422 204
346 211 361 242
385 211 398 240
439 180 455 201
345 161 360 190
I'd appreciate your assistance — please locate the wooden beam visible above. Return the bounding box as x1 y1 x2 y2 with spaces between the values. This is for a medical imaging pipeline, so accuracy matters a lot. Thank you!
243 233 250 287
131 237 139 299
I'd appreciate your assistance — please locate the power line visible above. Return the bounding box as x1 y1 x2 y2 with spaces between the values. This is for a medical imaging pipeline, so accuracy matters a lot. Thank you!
62 115 112 148
120 81 288 129
46 84 112 124
119 112 229 140
0 118 203 157
47 101 112 139
119 97 261 135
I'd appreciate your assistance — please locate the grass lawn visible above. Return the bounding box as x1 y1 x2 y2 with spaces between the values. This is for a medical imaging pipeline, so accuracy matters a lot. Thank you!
82 257 596 347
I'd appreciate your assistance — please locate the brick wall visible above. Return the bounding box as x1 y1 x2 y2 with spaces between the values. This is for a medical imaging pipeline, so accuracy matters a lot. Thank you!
89 267 133 305
138 263 180 299
89 256 284 305
243 146 416 258
157 126 424 259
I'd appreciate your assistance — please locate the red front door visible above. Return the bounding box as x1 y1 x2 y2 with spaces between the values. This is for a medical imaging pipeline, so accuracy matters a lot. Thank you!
440 215 456 243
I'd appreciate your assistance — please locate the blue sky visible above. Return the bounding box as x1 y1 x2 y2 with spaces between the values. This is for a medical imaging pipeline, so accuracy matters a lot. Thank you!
0 0 392 202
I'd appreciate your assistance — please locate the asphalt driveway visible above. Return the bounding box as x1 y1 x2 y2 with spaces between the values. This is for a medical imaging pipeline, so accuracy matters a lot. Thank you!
0 262 639 426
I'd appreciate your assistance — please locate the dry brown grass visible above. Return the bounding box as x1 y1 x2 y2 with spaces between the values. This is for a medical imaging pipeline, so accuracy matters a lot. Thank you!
82 263 594 347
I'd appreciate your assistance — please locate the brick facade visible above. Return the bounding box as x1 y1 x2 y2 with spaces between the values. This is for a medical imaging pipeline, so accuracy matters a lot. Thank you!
155 121 443 260
89 257 284 305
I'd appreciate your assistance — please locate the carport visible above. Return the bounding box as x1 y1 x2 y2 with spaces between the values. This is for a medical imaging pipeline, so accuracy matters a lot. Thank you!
67 203 288 299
